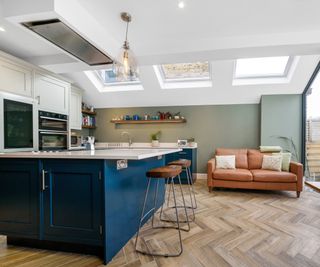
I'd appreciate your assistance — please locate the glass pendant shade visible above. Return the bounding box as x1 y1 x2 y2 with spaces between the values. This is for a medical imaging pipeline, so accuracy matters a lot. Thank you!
113 12 139 82
114 42 138 81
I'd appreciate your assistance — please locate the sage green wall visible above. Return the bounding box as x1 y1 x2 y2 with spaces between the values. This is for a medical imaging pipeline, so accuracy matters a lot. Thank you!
94 104 260 172
260 94 302 161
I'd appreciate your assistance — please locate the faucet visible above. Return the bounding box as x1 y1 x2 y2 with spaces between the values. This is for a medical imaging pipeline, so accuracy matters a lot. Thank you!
121 131 133 147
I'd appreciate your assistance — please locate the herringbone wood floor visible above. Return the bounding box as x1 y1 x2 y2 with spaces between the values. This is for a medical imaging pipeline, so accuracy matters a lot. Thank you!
0 180 320 267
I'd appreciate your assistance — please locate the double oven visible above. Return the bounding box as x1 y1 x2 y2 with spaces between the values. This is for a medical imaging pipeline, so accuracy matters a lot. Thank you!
39 111 68 151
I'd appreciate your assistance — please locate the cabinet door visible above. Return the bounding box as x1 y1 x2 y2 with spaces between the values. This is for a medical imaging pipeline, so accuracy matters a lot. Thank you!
0 59 32 97
34 73 70 114
69 87 82 130
42 160 103 245
0 159 39 238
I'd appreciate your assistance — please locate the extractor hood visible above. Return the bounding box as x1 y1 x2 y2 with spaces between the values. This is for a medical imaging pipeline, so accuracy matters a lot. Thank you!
22 19 113 66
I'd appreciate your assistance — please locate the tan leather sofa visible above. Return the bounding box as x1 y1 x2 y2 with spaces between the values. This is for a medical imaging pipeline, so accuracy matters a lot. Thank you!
207 148 303 198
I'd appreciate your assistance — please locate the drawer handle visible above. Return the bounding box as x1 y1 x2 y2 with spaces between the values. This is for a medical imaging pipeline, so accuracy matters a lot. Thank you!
178 152 187 155
42 170 48 191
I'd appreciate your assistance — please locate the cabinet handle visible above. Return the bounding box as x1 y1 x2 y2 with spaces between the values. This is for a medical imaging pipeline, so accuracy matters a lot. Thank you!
42 170 48 191
37 96 40 105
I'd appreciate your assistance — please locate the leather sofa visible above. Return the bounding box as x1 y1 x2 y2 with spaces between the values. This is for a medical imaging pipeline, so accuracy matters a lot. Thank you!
207 148 303 198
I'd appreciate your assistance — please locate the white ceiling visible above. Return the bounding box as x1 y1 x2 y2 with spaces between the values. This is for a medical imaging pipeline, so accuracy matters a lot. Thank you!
0 0 319 108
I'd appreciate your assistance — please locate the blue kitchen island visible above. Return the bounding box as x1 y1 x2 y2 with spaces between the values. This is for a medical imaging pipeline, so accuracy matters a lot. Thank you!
0 148 180 264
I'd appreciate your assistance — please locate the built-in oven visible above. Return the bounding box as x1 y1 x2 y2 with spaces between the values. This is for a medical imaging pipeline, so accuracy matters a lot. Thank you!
39 131 68 151
38 110 68 151
39 111 68 132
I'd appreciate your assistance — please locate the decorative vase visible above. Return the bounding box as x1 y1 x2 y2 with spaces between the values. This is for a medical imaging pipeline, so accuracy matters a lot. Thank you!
151 140 159 147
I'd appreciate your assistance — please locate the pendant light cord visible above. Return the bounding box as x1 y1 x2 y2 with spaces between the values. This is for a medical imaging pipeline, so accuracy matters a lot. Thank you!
125 21 129 42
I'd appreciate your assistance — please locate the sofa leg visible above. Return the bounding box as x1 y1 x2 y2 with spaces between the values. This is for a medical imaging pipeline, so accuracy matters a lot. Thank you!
296 191 300 198
208 186 213 193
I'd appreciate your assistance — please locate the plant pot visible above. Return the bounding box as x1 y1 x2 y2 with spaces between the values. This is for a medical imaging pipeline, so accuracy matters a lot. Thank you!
188 141 196 147
151 140 159 147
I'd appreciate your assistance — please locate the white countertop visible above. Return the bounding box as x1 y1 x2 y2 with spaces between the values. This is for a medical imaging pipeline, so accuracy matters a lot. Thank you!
0 148 182 160
95 142 197 149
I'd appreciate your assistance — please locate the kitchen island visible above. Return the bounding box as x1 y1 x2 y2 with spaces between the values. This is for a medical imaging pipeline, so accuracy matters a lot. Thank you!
0 148 181 264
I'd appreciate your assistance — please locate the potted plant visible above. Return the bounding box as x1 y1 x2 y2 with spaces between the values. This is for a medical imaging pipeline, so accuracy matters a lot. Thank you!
151 131 161 147
188 137 196 147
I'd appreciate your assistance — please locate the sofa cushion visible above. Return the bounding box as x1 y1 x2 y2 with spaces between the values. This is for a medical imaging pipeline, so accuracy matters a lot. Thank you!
214 168 253 181
216 155 236 169
248 149 264 169
216 148 248 169
261 155 282 172
251 169 297 182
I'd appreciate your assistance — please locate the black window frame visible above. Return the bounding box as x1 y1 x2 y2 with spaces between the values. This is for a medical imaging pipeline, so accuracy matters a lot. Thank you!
302 61 320 170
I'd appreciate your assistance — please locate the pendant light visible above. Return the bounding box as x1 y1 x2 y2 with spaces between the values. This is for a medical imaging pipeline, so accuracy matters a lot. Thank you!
114 12 138 81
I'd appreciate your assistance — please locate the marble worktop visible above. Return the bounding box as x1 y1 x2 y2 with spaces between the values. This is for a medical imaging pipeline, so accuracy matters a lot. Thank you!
95 142 197 149
0 148 182 160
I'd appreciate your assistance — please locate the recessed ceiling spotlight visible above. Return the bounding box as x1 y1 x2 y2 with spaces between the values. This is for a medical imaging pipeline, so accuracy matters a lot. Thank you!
178 1 185 9
0 26 5 32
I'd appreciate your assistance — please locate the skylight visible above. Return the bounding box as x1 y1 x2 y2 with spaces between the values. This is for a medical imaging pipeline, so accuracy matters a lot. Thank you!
96 68 140 86
235 56 290 79
154 62 212 89
85 69 143 93
160 62 210 81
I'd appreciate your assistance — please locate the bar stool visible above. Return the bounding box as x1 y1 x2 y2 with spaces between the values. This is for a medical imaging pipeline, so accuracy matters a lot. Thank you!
135 165 190 257
165 159 197 222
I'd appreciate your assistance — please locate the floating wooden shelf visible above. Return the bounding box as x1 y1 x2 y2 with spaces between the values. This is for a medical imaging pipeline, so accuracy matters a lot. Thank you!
110 119 187 124
82 110 96 116
82 125 96 129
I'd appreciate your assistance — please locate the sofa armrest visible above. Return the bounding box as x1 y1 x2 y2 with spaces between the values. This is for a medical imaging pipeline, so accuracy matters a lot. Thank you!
207 158 216 187
290 161 303 191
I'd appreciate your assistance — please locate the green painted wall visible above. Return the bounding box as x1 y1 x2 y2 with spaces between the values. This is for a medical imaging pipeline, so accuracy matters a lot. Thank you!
260 95 302 162
94 104 260 172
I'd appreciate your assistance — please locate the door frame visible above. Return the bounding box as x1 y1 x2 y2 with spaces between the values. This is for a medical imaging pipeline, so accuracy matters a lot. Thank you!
302 61 320 170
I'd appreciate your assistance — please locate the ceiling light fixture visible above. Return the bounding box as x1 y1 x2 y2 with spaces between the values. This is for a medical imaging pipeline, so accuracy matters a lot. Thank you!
113 12 138 81
178 1 185 8
0 26 6 32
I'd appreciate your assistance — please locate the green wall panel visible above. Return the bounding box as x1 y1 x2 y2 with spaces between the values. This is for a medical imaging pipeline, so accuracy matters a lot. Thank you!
94 104 260 172
260 95 302 162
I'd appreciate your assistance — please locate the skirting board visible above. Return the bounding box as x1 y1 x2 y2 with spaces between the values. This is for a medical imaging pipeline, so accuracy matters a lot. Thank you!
196 173 207 180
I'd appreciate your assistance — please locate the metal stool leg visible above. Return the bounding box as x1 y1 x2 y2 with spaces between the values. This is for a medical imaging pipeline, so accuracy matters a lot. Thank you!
135 178 152 251
135 177 184 257
160 178 171 221
187 166 197 209
160 166 196 223
159 173 192 228
151 179 160 228
177 174 190 231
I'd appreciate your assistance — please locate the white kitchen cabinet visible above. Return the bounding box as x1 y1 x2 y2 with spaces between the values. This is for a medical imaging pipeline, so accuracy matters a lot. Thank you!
69 86 82 130
34 72 70 115
0 58 32 97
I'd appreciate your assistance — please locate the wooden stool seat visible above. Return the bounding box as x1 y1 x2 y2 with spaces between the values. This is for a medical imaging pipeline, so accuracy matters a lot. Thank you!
146 165 182 178
168 159 191 168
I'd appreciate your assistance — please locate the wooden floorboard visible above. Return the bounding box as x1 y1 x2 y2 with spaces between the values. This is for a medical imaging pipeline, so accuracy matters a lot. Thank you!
1 180 320 267
305 181 320 193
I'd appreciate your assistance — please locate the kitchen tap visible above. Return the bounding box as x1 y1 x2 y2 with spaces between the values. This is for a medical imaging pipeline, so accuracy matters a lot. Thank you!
121 131 133 147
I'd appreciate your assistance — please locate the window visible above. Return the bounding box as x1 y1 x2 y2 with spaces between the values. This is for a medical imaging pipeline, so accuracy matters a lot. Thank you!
96 68 140 86
233 56 298 86
154 62 212 89
84 70 143 93
235 56 291 79
160 62 210 81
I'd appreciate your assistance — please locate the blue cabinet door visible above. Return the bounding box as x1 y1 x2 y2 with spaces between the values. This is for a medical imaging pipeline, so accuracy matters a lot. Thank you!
0 159 39 238
165 149 197 183
42 160 103 245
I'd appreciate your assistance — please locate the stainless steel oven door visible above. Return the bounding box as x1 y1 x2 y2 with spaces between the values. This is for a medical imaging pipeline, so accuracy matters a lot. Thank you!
39 114 67 132
39 131 68 151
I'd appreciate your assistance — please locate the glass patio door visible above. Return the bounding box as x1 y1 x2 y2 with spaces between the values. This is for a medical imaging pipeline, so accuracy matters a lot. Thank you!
305 69 320 181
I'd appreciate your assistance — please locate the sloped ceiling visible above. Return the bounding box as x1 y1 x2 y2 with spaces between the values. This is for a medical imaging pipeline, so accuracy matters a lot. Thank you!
0 0 319 107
